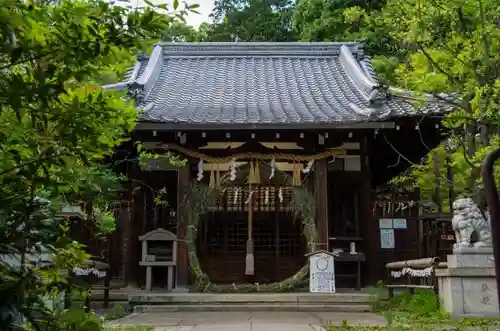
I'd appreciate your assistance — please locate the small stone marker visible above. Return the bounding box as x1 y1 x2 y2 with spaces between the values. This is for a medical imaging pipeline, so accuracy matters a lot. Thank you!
306 250 337 293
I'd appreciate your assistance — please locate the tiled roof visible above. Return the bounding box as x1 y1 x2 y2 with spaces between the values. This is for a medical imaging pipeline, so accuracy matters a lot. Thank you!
104 42 446 127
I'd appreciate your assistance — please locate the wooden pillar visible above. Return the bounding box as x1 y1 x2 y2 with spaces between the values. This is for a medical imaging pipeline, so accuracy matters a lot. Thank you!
176 163 191 290
120 199 138 287
360 134 375 285
314 159 329 251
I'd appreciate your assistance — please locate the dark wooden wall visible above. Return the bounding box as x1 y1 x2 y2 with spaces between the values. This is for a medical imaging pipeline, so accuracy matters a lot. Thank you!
364 189 421 285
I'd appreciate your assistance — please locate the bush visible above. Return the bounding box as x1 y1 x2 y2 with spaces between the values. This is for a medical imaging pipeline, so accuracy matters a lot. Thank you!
326 290 500 330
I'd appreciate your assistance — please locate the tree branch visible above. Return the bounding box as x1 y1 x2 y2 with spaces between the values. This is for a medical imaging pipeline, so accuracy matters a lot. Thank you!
382 132 416 166
415 42 456 83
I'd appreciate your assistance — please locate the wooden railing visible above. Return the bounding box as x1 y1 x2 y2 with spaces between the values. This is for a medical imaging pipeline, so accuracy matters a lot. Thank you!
385 257 442 299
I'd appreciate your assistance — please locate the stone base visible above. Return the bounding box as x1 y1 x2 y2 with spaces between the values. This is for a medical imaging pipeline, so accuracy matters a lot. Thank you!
447 253 495 269
437 254 499 318
452 245 494 256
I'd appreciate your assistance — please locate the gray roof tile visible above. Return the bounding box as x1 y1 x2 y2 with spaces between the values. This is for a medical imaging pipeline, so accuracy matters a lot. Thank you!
111 42 447 127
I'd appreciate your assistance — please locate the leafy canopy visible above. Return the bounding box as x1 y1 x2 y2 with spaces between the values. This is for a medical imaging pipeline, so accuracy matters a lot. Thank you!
373 0 500 206
0 0 191 329
292 0 500 208
204 0 296 41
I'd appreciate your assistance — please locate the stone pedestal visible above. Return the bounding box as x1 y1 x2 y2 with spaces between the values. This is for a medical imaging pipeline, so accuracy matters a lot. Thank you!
436 248 499 318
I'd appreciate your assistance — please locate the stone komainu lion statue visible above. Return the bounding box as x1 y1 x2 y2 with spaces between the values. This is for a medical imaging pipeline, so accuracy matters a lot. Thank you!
452 197 492 249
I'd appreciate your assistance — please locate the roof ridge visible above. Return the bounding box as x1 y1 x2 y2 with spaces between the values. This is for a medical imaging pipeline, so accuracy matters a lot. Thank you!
156 42 365 57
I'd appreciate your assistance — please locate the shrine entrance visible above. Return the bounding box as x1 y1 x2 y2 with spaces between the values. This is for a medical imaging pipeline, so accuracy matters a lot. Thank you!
196 163 307 284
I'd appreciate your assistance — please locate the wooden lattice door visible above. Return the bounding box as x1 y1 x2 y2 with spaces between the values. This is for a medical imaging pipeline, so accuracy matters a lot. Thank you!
197 186 306 284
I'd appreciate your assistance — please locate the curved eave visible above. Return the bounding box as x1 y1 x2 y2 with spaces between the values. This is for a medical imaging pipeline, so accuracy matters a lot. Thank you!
101 60 142 91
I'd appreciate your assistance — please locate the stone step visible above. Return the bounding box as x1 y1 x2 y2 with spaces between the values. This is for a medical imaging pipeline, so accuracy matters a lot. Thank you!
128 293 374 305
133 303 373 313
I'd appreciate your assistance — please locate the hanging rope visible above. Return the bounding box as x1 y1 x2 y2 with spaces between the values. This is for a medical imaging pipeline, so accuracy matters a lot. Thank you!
157 143 344 163
245 181 255 276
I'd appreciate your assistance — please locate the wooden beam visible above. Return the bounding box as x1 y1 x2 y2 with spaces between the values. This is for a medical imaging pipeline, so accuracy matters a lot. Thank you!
199 142 304 150
176 163 190 291
120 200 136 287
134 121 396 131
314 159 329 251
142 141 360 151
199 142 245 149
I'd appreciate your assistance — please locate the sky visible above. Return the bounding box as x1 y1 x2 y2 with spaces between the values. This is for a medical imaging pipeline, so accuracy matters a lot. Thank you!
120 0 214 27
184 0 214 27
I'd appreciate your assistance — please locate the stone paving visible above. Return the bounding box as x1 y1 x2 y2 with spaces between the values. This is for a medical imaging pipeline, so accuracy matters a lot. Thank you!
108 311 387 331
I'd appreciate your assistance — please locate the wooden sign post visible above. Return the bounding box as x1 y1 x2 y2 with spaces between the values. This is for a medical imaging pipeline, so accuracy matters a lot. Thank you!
306 250 337 293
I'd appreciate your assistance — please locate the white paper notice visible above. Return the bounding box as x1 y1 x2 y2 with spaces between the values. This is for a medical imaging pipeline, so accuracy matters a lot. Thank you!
379 219 393 229
380 229 395 249
392 219 407 229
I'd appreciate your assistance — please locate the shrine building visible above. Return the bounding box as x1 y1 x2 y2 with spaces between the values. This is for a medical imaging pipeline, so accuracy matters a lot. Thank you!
97 42 447 292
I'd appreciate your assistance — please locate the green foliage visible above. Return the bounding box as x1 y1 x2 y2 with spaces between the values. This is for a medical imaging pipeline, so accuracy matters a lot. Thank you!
0 0 188 330
161 21 205 41
327 291 500 330
293 0 500 202
93 207 116 236
103 304 130 321
292 0 393 55
55 309 103 331
204 0 296 42
371 0 500 204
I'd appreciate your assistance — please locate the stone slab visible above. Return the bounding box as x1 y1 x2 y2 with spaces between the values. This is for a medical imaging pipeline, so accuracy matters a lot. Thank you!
436 268 496 277
128 292 372 304
447 254 495 269
452 246 493 255
108 311 387 330
132 303 372 313
190 324 252 331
